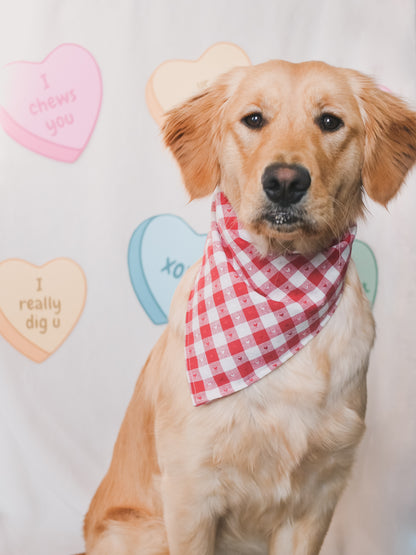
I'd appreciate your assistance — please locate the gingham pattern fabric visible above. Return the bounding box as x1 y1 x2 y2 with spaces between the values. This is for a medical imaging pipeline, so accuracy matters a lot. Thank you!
185 191 356 406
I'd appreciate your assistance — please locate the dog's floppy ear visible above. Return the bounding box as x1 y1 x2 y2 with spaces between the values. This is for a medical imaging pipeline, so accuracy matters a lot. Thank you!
348 70 416 206
162 70 241 199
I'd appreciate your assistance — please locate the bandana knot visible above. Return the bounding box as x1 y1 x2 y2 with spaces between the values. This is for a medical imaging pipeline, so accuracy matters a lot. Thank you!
185 191 355 406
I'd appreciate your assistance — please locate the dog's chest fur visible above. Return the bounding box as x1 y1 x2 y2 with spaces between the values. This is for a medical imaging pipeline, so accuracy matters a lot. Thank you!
159 258 374 553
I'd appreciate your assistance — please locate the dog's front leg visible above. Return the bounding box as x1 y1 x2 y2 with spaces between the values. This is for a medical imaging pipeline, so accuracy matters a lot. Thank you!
268 510 333 555
161 474 217 555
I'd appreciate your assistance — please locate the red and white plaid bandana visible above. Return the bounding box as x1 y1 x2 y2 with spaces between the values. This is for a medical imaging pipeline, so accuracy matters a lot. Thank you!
185 191 355 406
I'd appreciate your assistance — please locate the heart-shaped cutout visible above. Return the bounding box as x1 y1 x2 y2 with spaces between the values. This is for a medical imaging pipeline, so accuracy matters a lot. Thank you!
146 42 251 126
0 43 102 162
0 258 87 362
128 215 206 325
351 240 378 306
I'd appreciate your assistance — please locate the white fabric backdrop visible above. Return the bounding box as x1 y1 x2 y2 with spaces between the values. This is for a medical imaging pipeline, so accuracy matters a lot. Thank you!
0 1 415 554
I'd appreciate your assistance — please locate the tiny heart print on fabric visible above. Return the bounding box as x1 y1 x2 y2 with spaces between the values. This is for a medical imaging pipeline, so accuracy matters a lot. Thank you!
0 258 87 362
0 43 102 162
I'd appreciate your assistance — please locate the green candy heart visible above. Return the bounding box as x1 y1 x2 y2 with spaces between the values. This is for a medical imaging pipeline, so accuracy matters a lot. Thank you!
351 240 378 306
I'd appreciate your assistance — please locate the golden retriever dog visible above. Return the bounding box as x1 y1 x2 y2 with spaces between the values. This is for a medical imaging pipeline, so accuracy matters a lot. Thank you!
83 60 416 555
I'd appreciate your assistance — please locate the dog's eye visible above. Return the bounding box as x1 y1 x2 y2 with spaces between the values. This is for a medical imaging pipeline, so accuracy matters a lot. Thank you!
318 113 344 132
241 112 265 130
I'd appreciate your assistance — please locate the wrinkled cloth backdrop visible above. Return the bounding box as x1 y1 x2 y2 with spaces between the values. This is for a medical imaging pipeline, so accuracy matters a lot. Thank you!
0 1 415 554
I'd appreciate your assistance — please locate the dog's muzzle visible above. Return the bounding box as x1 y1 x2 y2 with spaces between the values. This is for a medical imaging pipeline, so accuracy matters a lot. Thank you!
261 163 311 207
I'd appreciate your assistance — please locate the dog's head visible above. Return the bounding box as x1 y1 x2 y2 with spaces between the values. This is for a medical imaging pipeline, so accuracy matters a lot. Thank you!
163 60 416 255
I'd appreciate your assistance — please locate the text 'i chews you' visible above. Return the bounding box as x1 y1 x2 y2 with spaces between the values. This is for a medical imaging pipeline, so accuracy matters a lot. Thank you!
29 75 77 137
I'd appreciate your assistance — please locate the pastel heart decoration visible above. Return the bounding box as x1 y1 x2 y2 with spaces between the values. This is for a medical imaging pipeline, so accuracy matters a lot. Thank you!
0 258 87 362
128 215 206 325
146 42 251 126
0 43 102 162
351 240 378 306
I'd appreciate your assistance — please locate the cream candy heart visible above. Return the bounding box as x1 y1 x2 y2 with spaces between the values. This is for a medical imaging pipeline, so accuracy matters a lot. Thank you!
146 42 251 126
0 258 86 362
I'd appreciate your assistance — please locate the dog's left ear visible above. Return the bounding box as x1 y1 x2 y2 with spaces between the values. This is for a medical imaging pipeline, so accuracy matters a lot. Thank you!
162 69 243 199
347 70 416 206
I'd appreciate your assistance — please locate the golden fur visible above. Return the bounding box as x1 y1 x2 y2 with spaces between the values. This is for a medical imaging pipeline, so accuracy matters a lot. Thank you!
84 60 416 554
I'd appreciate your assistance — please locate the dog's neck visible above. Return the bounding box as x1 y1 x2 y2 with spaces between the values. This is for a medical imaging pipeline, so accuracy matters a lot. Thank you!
185 191 356 406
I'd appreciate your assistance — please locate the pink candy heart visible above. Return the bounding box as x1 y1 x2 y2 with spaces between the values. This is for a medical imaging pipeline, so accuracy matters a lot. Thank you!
0 43 102 162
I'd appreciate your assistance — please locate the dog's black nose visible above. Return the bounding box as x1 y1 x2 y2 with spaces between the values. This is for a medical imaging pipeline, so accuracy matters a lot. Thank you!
262 163 311 206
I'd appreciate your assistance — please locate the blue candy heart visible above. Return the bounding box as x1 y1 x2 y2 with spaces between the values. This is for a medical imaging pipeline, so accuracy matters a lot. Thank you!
128 215 206 325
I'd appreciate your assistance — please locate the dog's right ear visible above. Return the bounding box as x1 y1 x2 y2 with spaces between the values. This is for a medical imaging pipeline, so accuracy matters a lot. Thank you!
346 70 416 206
162 70 240 199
